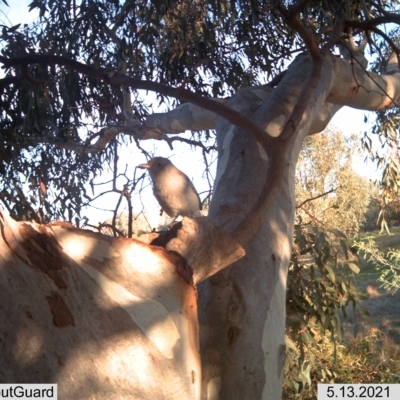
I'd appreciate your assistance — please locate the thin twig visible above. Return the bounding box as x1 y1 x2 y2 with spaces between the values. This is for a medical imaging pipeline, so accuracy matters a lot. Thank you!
297 205 330 229
296 187 340 208
168 136 217 153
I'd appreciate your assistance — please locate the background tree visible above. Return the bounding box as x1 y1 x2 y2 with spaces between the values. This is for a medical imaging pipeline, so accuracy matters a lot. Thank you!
2 1 400 399
284 128 370 396
296 129 371 236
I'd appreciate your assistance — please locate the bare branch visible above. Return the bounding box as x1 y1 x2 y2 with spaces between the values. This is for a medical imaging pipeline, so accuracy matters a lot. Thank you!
8 128 118 153
345 15 400 30
167 136 217 153
296 187 340 209
201 149 214 206
274 1 323 142
276 0 321 61
339 30 369 69
297 206 329 229
321 20 345 54
86 222 125 237
112 193 123 237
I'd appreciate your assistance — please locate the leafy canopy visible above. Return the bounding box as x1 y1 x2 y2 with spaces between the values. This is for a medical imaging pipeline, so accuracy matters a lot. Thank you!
0 0 400 224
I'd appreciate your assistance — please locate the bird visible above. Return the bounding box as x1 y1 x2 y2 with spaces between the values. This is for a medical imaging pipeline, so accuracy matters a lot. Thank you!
138 157 202 218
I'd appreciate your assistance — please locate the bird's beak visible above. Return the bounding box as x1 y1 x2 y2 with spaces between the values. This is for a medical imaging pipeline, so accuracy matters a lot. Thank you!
138 162 150 169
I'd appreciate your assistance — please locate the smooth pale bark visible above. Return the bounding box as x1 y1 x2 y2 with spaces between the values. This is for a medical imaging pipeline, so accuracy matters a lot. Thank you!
135 52 400 399
0 212 243 399
141 53 400 138
197 54 337 400
328 53 400 110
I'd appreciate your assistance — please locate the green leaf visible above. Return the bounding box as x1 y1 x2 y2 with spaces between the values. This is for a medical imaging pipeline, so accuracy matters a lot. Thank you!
308 348 315 366
285 336 298 353
316 232 326 251
347 262 360 274
329 228 347 239
340 239 348 259
325 265 335 283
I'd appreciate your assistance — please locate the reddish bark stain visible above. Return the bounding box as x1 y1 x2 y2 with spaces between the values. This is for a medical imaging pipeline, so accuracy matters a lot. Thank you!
46 291 75 328
19 224 68 289
170 250 193 285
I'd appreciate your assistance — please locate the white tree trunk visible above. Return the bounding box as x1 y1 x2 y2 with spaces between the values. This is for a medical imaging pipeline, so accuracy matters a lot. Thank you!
197 54 337 399
195 52 400 399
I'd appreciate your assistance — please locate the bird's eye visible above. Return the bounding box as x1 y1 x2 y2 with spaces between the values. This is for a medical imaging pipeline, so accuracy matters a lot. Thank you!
157 162 162 167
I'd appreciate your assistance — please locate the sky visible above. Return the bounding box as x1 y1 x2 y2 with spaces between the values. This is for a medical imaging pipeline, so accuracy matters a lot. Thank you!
331 107 379 179
0 0 383 227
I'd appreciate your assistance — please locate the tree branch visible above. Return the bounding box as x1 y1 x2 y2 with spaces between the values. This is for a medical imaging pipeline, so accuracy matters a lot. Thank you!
9 126 121 154
0 75 23 88
0 54 276 154
297 206 329 229
279 56 322 142
168 136 217 153
286 0 313 15
275 1 323 142
345 15 400 30
276 0 321 61
296 187 340 209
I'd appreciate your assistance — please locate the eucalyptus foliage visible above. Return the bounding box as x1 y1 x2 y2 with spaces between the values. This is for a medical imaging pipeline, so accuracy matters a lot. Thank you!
285 222 364 394
355 238 400 293
0 0 301 222
1 0 400 224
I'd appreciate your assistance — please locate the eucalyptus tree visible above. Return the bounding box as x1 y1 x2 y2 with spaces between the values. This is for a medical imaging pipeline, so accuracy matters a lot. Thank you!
296 129 371 236
1 0 400 399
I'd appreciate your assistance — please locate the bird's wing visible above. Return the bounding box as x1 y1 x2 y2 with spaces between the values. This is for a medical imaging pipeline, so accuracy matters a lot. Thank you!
188 178 202 211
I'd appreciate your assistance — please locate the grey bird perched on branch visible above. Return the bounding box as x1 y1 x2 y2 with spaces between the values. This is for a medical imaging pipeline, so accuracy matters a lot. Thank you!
139 157 202 218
